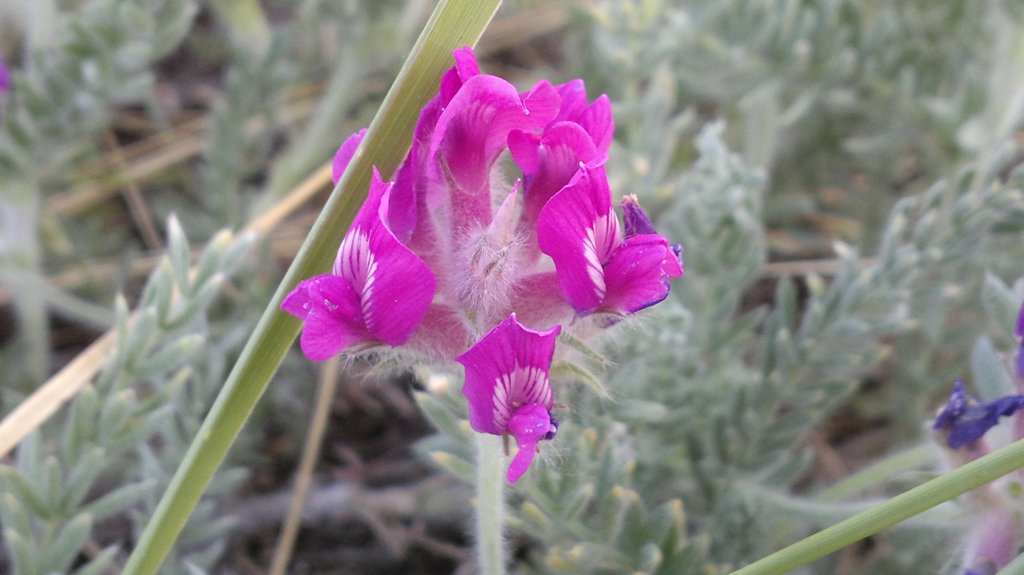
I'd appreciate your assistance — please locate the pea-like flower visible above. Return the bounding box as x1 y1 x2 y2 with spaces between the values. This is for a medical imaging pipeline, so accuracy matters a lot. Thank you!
933 381 1024 450
458 314 560 483
280 168 436 360
283 47 685 482
536 163 684 317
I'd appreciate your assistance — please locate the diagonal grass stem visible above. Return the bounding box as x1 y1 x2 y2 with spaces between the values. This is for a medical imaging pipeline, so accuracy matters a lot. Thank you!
730 438 1024 575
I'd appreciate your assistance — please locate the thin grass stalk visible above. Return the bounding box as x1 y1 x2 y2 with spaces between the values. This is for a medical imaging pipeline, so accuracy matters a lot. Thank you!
120 2 502 573
267 358 341 575
729 438 1024 575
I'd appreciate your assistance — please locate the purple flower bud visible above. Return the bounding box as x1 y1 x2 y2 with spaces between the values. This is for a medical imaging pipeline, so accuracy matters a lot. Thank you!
933 381 1024 449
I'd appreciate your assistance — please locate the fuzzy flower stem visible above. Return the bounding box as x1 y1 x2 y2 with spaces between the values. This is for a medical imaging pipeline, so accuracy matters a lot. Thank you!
475 433 507 575
730 438 1024 575
119 2 502 574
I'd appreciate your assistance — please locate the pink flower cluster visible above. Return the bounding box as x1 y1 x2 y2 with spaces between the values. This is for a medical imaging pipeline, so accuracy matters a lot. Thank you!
282 48 683 482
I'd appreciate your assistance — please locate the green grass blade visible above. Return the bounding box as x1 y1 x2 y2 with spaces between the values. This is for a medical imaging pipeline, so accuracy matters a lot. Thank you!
730 438 1024 575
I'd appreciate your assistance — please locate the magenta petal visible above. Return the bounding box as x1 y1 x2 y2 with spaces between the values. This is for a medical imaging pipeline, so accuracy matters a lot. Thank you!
601 234 682 314
331 128 367 185
280 275 369 361
452 47 480 83
430 76 559 225
520 80 561 125
577 95 614 154
622 195 684 275
387 155 418 244
507 443 537 483
336 170 436 345
506 403 553 483
512 122 601 227
536 165 622 313
458 314 560 435
554 80 588 124
281 278 314 319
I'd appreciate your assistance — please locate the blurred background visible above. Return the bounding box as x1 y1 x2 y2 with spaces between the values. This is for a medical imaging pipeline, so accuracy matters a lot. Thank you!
2 1 1024 573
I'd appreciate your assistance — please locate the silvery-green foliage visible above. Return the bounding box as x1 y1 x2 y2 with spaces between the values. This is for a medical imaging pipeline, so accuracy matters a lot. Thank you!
0 220 253 575
513 421 715 575
195 40 295 229
617 130 1023 569
415 378 717 575
258 0 414 209
577 0 1014 248
0 0 197 391
0 0 197 178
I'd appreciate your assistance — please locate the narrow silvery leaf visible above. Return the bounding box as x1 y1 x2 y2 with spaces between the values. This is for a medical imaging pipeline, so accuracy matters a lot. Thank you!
63 385 99 464
3 527 36 575
166 214 192 292
133 334 205 379
72 545 119 575
62 447 106 511
165 274 224 329
45 514 92 574
125 308 161 370
971 337 1015 400
190 229 235 291
0 468 49 518
414 391 470 440
42 455 63 514
982 272 1021 339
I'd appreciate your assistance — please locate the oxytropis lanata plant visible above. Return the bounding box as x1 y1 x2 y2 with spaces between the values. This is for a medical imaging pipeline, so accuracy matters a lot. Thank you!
281 47 683 484
931 303 1024 574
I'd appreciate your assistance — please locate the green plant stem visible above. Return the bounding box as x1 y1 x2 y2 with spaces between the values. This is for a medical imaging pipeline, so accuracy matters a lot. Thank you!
120 2 501 574
730 438 1024 575
476 434 507 575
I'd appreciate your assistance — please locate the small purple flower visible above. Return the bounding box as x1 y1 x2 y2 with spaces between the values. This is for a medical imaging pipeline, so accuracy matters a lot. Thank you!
536 163 684 316
281 169 436 360
0 60 9 93
458 314 560 483
933 381 1024 449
